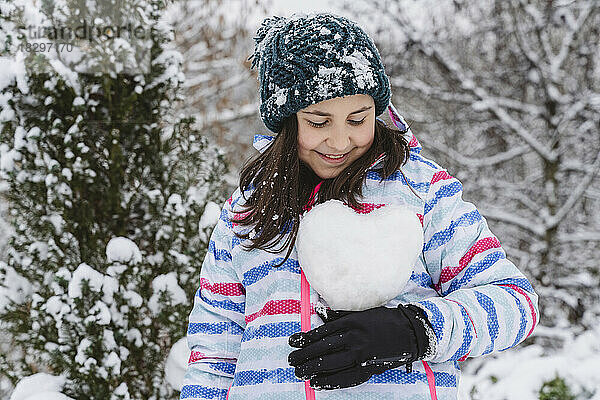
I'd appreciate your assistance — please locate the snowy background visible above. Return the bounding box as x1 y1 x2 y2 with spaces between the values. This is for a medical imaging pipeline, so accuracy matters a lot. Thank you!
1 0 599 399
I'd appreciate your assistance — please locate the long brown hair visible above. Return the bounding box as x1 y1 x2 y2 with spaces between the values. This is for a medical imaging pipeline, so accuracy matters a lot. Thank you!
232 113 418 268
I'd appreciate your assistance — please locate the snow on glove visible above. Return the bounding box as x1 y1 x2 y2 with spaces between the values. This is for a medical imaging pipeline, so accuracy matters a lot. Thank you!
287 304 433 390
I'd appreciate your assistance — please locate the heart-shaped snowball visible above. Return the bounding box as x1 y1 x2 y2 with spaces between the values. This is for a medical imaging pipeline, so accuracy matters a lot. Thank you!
296 199 424 311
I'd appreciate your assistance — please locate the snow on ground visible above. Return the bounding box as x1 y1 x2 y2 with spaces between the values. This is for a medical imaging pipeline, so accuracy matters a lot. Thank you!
459 324 600 399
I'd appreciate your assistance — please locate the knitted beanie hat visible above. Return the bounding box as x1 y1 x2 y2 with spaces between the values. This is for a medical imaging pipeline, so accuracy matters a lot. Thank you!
248 12 391 133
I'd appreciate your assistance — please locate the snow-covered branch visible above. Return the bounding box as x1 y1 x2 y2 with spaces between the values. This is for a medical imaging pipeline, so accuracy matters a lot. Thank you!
550 1 597 81
517 0 553 66
558 231 600 243
424 137 531 168
546 149 600 229
508 0 545 68
390 77 475 104
385 8 557 161
479 103 557 162
560 160 600 175
391 77 546 117
193 102 258 127
479 206 546 237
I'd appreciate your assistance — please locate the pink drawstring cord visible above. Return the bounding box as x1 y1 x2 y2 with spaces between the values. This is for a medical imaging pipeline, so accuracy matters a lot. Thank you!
422 361 438 400
300 181 320 400
301 269 316 400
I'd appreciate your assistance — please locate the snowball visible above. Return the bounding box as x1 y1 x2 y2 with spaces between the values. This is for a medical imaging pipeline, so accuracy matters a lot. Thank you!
165 337 189 391
9 373 73 400
296 199 423 311
105 236 142 264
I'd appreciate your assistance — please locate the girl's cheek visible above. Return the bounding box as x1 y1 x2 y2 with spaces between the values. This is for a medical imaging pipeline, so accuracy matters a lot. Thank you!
352 129 375 147
298 132 322 150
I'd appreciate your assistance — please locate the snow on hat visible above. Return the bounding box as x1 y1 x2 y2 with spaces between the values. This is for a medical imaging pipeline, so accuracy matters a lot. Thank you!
248 12 392 133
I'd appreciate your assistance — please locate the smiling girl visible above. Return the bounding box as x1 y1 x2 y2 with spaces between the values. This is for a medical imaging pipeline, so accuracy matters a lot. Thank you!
180 12 539 400
298 95 375 177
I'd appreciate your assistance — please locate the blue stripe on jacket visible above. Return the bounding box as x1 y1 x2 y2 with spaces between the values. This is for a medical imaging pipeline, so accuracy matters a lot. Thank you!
180 385 227 399
188 321 244 336
474 290 499 356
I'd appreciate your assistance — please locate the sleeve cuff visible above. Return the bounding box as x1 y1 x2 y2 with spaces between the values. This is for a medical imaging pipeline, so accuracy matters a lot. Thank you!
410 304 438 361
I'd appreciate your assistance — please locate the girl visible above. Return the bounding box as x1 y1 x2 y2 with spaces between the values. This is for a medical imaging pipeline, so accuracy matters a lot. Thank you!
180 12 539 400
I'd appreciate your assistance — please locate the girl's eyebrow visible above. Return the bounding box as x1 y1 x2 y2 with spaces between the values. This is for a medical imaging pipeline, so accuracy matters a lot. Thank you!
300 105 372 116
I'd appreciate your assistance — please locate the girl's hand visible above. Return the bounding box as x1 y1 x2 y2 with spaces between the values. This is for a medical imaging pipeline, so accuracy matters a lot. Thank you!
287 304 432 390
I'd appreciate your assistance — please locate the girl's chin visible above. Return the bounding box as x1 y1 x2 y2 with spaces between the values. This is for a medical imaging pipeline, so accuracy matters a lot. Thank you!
313 166 342 179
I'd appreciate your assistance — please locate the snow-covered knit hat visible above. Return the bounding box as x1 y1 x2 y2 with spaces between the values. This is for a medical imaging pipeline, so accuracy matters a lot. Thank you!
248 12 391 133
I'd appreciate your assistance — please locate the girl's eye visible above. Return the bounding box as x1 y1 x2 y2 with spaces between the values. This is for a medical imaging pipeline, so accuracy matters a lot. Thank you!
307 120 327 128
348 117 366 126
307 117 366 128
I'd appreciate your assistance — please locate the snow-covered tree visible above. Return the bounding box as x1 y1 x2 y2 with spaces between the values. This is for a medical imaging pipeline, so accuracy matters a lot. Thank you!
0 0 228 398
360 0 600 333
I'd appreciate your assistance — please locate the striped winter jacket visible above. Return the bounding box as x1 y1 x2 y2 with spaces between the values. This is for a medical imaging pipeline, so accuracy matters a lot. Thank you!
180 108 539 400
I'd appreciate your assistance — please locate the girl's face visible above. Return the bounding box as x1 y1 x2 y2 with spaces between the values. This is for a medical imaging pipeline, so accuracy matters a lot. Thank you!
297 94 375 180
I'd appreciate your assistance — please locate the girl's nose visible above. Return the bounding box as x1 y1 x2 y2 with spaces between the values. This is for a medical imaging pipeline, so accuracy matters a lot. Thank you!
325 127 350 152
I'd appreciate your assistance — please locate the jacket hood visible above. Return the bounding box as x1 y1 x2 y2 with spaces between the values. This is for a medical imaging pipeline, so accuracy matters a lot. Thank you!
252 103 421 171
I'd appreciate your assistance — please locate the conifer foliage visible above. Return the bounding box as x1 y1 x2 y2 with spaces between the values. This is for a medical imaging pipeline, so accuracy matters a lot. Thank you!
0 0 228 398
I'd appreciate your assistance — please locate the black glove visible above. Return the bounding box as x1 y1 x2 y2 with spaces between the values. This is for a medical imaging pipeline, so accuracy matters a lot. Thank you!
287 304 432 390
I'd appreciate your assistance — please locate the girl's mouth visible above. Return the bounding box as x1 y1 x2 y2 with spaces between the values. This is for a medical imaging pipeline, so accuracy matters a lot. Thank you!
316 151 350 164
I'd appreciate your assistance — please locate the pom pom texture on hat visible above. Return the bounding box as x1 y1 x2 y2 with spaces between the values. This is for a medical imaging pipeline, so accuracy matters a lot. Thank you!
248 12 391 133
